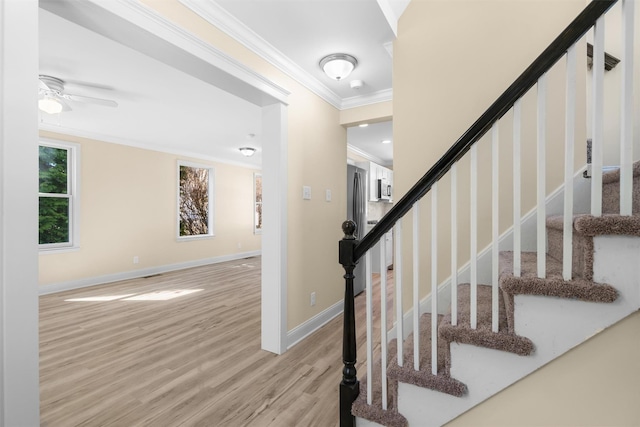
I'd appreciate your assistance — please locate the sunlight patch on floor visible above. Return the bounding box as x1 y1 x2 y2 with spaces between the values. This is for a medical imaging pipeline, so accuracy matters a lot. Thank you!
123 289 203 301
65 294 136 302
65 289 203 302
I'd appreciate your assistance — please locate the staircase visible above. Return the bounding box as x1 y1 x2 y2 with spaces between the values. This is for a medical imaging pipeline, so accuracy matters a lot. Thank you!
337 1 638 426
356 164 639 426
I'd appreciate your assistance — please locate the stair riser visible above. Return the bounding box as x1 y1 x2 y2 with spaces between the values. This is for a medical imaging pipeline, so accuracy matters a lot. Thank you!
546 227 593 280
399 344 540 426
592 235 640 307
503 235 640 334
356 418 385 427
602 175 640 214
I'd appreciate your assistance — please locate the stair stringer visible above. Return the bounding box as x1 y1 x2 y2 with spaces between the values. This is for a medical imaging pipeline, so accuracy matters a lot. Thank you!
394 235 640 426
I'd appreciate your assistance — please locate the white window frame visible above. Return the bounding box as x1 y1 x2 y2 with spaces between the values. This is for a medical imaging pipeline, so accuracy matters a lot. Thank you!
254 172 263 234
177 160 215 241
38 139 80 252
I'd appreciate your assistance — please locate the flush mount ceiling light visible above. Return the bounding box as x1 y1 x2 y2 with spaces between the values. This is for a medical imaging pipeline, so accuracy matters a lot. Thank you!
381 139 392 144
358 123 369 128
319 53 358 81
38 96 63 114
239 147 256 157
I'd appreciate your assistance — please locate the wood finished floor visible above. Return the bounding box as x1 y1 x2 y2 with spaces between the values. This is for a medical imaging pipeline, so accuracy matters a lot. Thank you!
40 257 392 427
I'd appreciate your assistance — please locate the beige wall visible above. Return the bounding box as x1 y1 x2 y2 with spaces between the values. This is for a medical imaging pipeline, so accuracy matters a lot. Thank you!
394 0 587 306
446 311 640 426
340 100 393 127
39 131 262 286
137 0 347 330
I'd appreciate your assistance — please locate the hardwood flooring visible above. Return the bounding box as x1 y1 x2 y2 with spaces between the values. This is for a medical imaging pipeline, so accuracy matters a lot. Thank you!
40 257 392 426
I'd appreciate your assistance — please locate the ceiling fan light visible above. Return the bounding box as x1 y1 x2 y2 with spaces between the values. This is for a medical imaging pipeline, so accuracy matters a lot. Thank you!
320 54 357 81
38 96 63 114
239 147 256 157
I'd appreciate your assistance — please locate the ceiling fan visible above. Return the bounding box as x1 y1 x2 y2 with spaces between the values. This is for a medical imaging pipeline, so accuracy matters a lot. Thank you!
38 75 118 114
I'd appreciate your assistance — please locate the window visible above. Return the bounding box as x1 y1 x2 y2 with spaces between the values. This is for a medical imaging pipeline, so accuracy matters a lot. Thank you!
254 173 263 233
39 141 79 250
178 161 214 239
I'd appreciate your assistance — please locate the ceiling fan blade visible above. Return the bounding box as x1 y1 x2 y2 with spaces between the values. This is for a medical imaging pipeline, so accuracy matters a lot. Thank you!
62 93 118 108
39 79 50 91
58 97 72 112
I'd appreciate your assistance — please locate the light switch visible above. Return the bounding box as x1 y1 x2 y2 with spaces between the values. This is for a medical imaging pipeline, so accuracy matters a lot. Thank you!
303 185 312 200
325 189 332 202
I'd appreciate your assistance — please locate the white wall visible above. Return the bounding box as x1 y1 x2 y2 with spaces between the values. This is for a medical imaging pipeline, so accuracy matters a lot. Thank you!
0 0 41 423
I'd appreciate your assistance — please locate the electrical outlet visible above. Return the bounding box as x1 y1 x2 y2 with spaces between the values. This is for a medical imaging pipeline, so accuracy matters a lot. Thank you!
325 189 332 202
310 292 316 306
133 256 139 264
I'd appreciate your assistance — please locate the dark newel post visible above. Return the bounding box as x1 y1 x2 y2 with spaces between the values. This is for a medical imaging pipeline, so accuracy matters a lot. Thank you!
339 220 359 427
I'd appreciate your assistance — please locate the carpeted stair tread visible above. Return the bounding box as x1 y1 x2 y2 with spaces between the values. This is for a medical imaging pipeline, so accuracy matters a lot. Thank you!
602 161 640 214
387 313 467 397
439 284 534 356
352 340 408 427
601 160 640 185
499 251 618 302
546 214 640 237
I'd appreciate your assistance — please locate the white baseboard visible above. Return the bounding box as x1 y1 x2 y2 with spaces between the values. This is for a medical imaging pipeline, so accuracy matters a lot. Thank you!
39 250 262 295
287 299 344 350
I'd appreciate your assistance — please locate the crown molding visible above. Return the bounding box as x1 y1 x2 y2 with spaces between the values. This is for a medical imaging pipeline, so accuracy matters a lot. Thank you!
39 124 262 170
342 88 393 110
178 0 392 111
347 144 390 167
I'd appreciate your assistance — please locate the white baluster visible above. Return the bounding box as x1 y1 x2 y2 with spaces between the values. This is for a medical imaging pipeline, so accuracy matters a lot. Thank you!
620 0 635 216
413 203 420 371
563 45 577 281
470 144 478 329
431 183 438 375
365 250 373 405
395 220 403 367
380 238 388 410
591 16 605 217
451 163 458 326
491 123 499 333
513 99 522 277
537 74 547 278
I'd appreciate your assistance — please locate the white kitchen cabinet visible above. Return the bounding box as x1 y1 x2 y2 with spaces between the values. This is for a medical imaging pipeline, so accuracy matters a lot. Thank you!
357 161 393 202
369 229 393 273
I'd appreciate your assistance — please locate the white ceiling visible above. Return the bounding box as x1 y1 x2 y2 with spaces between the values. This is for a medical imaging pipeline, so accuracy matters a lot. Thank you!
212 0 395 100
347 121 393 166
38 0 400 167
39 8 264 167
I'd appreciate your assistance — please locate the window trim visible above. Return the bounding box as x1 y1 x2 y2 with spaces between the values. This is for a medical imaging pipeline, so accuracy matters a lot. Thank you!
177 160 215 241
254 172 263 234
38 139 81 252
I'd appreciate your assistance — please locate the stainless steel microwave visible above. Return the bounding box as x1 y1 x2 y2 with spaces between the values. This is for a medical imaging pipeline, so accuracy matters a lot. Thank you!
377 178 392 200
